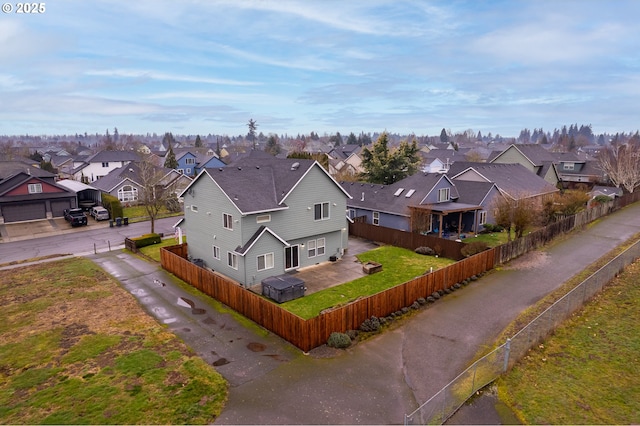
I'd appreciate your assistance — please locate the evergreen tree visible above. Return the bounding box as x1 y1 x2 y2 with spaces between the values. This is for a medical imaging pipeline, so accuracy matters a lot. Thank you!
360 133 421 184
346 132 358 145
440 128 449 143
164 144 178 169
247 118 258 149
195 135 202 147
265 134 281 156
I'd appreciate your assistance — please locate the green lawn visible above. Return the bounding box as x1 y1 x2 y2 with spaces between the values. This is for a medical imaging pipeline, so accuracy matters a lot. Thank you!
466 231 509 247
138 237 186 262
280 246 455 319
0 258 227 424
122 206 183 223
497 258 640 424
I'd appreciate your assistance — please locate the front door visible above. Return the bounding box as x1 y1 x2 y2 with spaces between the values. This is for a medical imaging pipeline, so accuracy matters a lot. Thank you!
285 245 299 270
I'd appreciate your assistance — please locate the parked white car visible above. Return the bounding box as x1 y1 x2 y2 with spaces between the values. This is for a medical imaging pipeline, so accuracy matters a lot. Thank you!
90 206 110 221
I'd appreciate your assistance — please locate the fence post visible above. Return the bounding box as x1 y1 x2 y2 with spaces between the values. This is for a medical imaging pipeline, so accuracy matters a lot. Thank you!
503 338 511 372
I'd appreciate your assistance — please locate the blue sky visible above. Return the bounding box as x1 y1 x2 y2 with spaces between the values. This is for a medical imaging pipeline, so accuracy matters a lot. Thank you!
1 0 639 138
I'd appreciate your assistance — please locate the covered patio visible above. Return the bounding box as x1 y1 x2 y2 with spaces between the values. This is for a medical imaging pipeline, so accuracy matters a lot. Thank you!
409 202 483 239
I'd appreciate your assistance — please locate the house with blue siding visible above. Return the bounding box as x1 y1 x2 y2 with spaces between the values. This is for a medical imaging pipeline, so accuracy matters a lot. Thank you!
342 172 498 238
177 152 351 288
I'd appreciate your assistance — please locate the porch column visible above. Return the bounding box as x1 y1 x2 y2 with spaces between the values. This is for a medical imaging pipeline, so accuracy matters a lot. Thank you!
438 214 443 238
457 212 463 238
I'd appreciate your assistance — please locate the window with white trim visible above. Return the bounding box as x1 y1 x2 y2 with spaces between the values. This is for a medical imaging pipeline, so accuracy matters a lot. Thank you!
212 245 220 260
438 187 450 202
317 237 325 256
223 213 233 230
186 168 192 174
256 214 271 223
307 239 316 257
118 185 138 202
185 157 195 165
348 209 356 219
190 205 198 212
101 162 109 167
28 183 42 194
314 202 330 220
373 211 380 226
563 162 575 171
227 252 238 269
479 211 487 225
257 253 274 271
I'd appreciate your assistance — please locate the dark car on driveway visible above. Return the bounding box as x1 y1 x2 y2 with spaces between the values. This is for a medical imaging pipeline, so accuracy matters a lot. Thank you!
63 208 88 227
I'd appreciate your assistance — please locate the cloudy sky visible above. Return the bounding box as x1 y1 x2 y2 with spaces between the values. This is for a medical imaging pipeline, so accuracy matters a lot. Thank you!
1 0 639 138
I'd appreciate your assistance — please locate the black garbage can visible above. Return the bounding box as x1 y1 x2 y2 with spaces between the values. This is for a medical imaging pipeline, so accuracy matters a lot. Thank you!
115 217 122 226
109 220 114 228
123 217 129 225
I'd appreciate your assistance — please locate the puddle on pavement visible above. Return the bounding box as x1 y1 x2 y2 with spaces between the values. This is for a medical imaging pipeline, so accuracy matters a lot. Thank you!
247 342 266 352
213 358 229 366
263 354 286 361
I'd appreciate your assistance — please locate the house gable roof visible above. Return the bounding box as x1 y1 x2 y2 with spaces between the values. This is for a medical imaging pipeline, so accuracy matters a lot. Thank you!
450 162 558 199
342 173 458 217
235 225 289 255
183 151 350 215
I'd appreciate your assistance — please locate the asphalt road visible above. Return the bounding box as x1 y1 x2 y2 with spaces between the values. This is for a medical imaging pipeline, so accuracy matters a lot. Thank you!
0 216 180 264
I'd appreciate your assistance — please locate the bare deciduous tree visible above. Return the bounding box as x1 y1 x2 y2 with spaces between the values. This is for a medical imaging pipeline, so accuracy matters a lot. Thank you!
597 143 640 193
136 156 180 234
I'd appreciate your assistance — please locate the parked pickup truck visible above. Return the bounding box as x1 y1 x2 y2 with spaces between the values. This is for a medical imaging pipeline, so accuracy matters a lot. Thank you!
63 208 88 227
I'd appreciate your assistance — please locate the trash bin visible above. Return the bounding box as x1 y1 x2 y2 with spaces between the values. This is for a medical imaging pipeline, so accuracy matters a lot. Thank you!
109 220 114 228
115 217 122 226
192 258 204 268
123 217 129 225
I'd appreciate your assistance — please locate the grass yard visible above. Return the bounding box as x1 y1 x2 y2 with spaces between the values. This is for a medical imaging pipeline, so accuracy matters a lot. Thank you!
466 231 509 247
280 246 455 319
122 205 182 223
137 237 187 262
497 258 640 424
0 258 227 425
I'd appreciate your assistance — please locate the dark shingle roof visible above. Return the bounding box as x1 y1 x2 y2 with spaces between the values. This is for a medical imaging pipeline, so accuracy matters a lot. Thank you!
202 152 324 214
449 162 558 199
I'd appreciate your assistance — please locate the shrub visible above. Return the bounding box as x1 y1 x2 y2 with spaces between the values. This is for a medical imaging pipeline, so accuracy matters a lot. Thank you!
131 233 162 248
102 193 123 219
414 246 435 256
461 241 489 257
360 316 381 332
327 332 351 349
480 223 504 234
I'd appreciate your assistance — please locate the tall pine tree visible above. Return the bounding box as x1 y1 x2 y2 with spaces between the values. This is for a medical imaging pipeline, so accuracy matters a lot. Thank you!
164 144 178 169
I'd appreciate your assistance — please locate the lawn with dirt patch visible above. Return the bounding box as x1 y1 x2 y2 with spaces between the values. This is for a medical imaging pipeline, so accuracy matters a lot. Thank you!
0 258 227 424
497 257 640 424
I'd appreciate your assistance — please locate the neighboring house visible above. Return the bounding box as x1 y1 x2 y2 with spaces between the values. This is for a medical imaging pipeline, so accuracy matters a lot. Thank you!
489 143 561 187
549 151 605 188
194 154 225 175
177 152 351 288
0 161 79 223
447 162 559 206
164 149 226 176
92 163 192 204
71 150 141 183
327 144 364 177
419 148 470 173
342 172 500 237
589 185 622 200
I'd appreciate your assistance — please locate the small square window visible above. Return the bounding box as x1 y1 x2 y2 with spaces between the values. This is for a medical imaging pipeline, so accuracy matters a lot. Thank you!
212 245 220 260
227 252 238 269
314 202 329 220
28 183 42 194
257 253 274 271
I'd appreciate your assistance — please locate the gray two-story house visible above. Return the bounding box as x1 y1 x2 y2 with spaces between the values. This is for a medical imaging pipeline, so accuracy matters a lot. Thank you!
177 152 351 288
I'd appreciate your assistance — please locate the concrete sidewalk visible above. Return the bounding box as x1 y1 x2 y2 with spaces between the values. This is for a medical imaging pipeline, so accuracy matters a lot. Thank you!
89 203 640 425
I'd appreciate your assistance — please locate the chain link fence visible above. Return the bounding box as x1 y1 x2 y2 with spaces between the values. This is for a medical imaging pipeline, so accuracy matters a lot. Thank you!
405 239 640 425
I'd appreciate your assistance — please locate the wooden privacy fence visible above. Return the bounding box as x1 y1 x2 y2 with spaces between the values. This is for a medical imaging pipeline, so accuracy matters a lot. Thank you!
161 244 496 352
349 220 466 260
160 193 639 352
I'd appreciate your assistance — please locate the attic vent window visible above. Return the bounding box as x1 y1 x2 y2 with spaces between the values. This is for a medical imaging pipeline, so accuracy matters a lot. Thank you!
291 162 300 171
394 188 404 196
405 189 416 198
